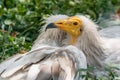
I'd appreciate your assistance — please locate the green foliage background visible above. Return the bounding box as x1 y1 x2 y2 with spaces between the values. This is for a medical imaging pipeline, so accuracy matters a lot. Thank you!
0 0 120 62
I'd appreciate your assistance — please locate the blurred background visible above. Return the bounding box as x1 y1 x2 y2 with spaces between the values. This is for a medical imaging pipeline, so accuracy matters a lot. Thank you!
0 0 120 62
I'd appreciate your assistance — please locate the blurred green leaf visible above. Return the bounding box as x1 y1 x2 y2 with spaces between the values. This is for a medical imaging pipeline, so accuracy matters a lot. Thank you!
4 19 12 25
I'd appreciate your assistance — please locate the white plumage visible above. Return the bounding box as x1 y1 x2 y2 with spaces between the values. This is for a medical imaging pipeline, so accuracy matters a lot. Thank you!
99 26 120 38
67 15 120 76
38 15 120 77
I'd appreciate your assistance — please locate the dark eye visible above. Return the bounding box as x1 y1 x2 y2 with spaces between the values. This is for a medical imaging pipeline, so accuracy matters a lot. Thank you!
73 22 78 25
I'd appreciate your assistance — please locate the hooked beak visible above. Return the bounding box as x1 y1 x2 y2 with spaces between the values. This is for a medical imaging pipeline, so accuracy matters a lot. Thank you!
45 23 57 31
45 19 67 31
45 16 82 45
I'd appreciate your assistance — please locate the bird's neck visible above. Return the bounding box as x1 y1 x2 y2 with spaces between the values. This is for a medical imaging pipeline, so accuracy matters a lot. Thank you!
75 30 106 69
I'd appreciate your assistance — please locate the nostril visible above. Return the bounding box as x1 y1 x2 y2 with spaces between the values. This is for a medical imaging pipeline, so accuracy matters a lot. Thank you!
57 22 63 24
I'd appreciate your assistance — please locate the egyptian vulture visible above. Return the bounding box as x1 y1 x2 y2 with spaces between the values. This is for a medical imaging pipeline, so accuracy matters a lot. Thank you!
0 14 120 80
0 15 87 80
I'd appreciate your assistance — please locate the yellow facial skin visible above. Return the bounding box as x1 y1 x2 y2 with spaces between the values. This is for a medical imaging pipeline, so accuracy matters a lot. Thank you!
54 16 82 45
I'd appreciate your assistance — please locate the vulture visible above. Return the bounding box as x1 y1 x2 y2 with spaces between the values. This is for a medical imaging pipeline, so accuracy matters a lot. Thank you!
0 14 120 80
0 15 87 80
44 15 120 77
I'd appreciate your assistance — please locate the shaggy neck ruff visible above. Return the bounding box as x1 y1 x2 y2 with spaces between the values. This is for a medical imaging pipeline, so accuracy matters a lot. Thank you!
75 15 106 69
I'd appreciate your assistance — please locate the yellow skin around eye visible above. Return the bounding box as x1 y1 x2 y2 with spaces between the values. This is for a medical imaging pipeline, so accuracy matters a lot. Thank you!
54 16 82 45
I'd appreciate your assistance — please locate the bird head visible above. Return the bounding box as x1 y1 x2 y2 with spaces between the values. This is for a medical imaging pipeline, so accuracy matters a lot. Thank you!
46 16 82 45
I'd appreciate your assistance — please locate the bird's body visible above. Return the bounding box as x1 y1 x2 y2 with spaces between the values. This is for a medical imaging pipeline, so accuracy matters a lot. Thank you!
99 26 120 38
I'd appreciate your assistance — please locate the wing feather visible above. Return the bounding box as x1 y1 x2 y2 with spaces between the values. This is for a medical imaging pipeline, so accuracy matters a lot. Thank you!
0 46 57 78
0 45 87 80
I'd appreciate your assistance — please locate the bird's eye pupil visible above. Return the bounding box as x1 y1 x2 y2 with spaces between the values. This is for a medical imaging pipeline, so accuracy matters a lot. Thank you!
73 22 78 25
